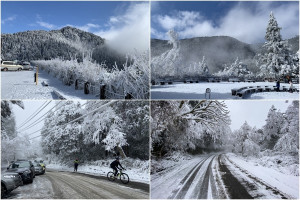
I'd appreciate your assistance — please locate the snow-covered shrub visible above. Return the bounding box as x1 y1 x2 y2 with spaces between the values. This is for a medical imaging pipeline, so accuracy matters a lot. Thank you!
33 50 149 99
243 139 260 156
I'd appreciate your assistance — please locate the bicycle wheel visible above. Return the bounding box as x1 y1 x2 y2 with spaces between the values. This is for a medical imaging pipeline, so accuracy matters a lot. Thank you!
107 172 115 181
119 173 129 184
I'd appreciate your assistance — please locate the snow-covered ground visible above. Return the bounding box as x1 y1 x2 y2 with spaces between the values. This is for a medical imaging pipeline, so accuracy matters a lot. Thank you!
151 82 299 99
46 158 149 184
225 153 299 199
151 154 208 199
1 70 98 99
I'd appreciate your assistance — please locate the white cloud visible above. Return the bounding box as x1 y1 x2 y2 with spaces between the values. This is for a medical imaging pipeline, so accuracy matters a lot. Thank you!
152 2 299 43
37 21 57 29
1 15 17 24
67 23 100 32
36 15 58 29
95 2 150 53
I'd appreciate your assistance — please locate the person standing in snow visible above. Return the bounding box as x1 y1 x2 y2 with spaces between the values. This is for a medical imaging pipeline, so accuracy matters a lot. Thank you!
289 81 294 93
110 157 125 177
276 80 280 92
74 159 79 172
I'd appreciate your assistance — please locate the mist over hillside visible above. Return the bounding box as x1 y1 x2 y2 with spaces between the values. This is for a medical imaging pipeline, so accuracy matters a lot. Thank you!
1 26 126 69
151 35 299 73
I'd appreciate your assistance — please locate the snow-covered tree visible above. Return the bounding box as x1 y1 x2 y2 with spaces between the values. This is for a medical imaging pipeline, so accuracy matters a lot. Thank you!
151 100 231 158
217 57 252 78
41 101 149 162
41 101 84 162
262 105 284 149
274 101 299 153
151 30 183 79
232 121 260 156
259 12 296 78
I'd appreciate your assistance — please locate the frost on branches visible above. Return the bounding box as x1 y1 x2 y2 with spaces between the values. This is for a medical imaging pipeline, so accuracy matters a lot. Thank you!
229 101 299 157
274 101 299 153
41 101 149 163
1 101 42 165
231 122 260 156
33 50 149 99
152 30 213 80
151 30 182 79
259 12 297 79
216 57 252 78
151 100 231 158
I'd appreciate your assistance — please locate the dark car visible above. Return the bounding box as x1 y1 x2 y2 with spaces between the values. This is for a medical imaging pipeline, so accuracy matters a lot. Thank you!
6 160 35 183
1 172 23 198
33 162 45 175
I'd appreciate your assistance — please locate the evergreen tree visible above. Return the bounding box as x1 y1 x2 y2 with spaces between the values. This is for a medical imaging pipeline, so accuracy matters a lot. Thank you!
262 105 284 149
259 12 294 79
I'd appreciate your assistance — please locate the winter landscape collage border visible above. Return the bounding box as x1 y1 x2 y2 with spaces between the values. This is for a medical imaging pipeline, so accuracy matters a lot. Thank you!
1 0 299 199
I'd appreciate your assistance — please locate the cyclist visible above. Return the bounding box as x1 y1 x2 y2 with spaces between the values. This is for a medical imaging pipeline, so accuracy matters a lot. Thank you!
110 157 125 177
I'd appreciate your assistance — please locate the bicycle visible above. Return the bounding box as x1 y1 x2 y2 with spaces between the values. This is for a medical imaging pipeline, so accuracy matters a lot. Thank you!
107 169 130 184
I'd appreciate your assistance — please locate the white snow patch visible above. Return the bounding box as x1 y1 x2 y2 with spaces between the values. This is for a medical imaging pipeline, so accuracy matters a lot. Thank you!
151 82 299 99
1 70 98 99
226 153 299 199
46 158 149 184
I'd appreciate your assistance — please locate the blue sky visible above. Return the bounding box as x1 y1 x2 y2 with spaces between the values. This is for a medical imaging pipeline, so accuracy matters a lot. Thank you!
1 1 150 52
151 1 299 43
2 1 126 33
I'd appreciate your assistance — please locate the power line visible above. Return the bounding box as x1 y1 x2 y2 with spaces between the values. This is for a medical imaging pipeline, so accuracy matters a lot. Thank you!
18 101 64 133
28 101 115 140
17 101 49 129
24 101 88 137
17 101 52 130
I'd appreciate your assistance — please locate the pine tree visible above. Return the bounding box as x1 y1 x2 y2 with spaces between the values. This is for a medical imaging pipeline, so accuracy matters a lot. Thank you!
260 12 294 79
262 105 284 149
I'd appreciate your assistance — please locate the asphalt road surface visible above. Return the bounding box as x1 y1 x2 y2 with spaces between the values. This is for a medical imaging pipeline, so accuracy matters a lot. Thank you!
152 154 293 199
5 170 149 199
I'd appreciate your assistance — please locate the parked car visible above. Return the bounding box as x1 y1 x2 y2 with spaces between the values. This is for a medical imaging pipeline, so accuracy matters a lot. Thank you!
20 61 33 70
33 162 45 175
1 61 23 71
1 172 23 198
6 160 35 183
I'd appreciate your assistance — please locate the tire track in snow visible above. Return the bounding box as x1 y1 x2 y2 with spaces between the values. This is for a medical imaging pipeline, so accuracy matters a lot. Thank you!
169 155 214 199
218 154 253 199
46 171 148 199
224 155 292 199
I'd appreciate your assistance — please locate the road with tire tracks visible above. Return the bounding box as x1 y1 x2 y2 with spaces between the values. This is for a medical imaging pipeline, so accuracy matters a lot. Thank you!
5 170 149 199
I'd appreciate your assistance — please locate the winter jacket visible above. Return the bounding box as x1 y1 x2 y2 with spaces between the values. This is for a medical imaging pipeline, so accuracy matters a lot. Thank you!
110 160 124 169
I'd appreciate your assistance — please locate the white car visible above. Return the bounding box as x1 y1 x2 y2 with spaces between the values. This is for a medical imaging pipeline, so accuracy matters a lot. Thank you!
20 62 33 70
1 61 23 71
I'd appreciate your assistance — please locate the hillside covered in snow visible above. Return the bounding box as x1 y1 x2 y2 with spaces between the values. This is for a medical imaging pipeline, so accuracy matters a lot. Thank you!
1 26 126 69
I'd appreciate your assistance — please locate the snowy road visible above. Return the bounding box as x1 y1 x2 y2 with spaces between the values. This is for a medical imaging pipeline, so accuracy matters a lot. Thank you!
1 70 97 99
151 153 299 199
5 170 149 199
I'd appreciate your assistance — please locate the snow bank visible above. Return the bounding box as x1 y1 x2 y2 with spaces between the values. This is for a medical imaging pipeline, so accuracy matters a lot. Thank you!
151 152 193 175
46 157 149 183
227 153 299 198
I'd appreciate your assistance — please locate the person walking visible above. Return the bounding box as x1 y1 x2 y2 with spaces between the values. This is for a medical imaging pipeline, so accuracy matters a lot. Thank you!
276 80 280 92
74 158 79 172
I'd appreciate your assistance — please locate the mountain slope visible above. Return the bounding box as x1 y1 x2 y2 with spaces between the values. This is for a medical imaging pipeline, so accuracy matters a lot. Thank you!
151 35 299 73
1 26 125 68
